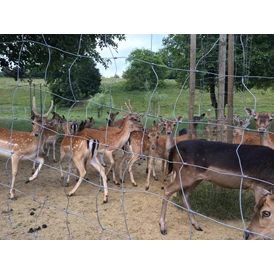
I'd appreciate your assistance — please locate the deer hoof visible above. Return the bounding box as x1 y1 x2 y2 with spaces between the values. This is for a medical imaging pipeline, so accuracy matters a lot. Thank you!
145 186 149 191
161 229 167 235
114 182 120 186
10 196 17 201
25 179 30 184
154 176 158 181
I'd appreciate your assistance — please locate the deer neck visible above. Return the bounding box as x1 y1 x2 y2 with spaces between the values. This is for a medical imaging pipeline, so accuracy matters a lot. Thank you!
112 118 132 147
165 133 175 151
259 131 273 149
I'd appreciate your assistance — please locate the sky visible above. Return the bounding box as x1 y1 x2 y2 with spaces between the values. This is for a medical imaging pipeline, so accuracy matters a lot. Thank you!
96 34 168 78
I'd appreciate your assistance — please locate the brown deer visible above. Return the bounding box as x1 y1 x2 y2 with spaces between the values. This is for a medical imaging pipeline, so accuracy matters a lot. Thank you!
160 139 274 235
118 121 163 187
244 187 274 240
245 108 274 149
179 113 205 137
0 97 53 200
119 116 183 190
106 111 125 128
78 117 95 132
31 110 63 163
59 101 143 202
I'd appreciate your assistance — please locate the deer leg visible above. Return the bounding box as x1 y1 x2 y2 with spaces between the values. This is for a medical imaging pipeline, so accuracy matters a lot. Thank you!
9 155 21 200
159 174 202 234
59 150 73 186
160 179 182 235
52 140 57 162
145 157 154 191
119 150 129 184
105 151 119 185
100 153 107 167
152 158 158 181
90 156 108 203
26 156 44 183
68 156 86 197
32 161 36 174
161 160 167 190
128 154 140 187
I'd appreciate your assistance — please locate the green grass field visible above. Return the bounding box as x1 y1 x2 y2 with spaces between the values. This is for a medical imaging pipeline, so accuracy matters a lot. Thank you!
1 76 274 132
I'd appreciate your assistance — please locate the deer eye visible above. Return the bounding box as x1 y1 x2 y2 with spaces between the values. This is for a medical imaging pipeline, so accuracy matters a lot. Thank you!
262 211 271 218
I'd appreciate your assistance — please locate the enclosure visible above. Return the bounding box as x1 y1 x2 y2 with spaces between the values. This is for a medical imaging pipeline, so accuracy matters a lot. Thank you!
1 34 274 241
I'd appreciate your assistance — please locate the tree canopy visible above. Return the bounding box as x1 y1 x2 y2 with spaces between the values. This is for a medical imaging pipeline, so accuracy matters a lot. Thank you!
0 34 126 105
123 48 167 90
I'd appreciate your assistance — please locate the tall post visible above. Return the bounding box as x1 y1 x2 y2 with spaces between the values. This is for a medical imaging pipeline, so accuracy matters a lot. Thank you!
216 34 227 141
227 34 235 143
188 34 196 140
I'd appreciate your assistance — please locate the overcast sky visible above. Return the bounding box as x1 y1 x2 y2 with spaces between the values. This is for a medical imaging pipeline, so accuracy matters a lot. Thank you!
96 34 167 78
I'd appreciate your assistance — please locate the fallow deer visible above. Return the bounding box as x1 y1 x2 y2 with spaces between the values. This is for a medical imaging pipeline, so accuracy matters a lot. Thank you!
160 139 274 235
118 120 162 187
245 108 274 149
0 97 53 200
119 116 184 190
59 101 143 202
178 113 205 137
106 111 125 128
244 187 274 240
78 117 95 132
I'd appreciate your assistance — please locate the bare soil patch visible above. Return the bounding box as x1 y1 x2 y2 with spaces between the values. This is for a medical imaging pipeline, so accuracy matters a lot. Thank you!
0 147 247 240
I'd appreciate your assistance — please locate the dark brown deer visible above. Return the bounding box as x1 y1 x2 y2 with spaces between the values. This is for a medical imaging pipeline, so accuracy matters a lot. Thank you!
244 187 274 240
160 139 274 235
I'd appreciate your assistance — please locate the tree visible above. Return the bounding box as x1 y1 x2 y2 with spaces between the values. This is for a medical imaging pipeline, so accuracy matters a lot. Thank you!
123 48 167 90
162 34 274 117
0 34 126 104
88 89 114 118
50 58 102 106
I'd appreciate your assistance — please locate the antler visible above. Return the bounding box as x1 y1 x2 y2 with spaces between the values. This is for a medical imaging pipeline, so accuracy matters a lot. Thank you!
43 100 54 118
125 100 133 113
32 96 40 117
32 97 54 119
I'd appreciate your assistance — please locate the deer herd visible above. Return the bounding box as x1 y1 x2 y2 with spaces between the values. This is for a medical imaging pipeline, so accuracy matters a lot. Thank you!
0 97 274 240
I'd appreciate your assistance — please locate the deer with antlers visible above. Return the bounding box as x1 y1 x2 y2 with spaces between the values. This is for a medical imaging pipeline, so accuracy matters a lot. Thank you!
0 97 53 200
59 100 143 202
119 116 186 190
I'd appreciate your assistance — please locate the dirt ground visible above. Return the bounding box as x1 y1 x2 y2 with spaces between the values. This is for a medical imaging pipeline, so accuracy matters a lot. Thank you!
0 145 248 240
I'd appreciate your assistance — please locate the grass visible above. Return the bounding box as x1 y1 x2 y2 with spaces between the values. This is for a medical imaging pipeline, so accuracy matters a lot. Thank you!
1 76 274 125
172 182 255 221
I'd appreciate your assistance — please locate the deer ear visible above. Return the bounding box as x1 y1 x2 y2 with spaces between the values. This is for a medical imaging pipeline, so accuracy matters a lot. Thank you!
245 107 255 117
177 116 183 122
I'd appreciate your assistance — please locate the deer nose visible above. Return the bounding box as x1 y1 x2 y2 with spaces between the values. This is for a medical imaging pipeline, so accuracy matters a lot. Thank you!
258 128 266 132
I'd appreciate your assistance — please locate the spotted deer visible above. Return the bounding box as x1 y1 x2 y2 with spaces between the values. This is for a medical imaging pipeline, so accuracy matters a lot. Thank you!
160 139 274 235
0 97 53 200
59 101 143 202
118 120 163 187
